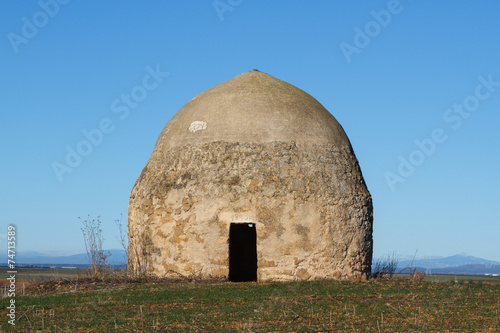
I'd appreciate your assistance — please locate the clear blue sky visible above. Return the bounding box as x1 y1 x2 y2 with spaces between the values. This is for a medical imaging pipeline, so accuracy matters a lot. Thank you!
1 1 499 261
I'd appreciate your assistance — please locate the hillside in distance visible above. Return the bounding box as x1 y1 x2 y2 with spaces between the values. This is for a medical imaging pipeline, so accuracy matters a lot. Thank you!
1 249 127 267
397 253 500 270
4 251 499 275
373 253 500 275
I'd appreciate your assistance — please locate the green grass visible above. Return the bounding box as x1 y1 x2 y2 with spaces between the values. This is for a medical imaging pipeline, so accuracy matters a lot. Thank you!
1 277 499 332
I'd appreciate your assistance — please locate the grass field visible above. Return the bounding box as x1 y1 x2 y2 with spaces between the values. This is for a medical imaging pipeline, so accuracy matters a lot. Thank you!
0 268 87 283
1 273 499 332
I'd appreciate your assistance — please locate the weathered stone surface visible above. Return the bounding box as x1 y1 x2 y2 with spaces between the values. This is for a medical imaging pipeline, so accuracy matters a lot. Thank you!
128 70 373 281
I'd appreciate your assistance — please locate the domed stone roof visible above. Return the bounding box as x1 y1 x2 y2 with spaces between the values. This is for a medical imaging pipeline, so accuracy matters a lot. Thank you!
128 70 373 282
156 70 351 149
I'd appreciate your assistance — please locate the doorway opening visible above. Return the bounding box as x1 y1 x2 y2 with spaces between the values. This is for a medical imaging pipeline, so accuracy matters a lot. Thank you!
228 223 257 282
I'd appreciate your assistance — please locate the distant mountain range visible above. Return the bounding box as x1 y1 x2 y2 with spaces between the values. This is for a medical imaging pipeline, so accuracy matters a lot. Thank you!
1 249 127 267
373 253 500 275
2 251 499 275
397 253 500 269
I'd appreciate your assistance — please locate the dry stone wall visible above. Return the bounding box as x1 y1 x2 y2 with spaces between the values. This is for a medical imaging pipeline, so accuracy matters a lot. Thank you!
128 141 373 281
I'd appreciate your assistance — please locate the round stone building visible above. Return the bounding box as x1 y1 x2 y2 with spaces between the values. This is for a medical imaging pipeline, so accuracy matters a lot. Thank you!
128 70 373 281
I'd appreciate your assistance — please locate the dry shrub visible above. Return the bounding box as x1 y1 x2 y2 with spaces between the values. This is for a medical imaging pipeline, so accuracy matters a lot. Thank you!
372 251 399 278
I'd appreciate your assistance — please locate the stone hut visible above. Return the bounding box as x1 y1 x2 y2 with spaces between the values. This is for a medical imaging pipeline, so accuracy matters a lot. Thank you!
128 70 373 281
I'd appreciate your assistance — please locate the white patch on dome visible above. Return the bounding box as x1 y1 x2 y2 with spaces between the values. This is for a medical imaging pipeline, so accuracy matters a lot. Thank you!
189 121 207 133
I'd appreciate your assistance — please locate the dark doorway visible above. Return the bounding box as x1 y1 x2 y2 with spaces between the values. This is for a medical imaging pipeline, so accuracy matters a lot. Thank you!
228 223 257 282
